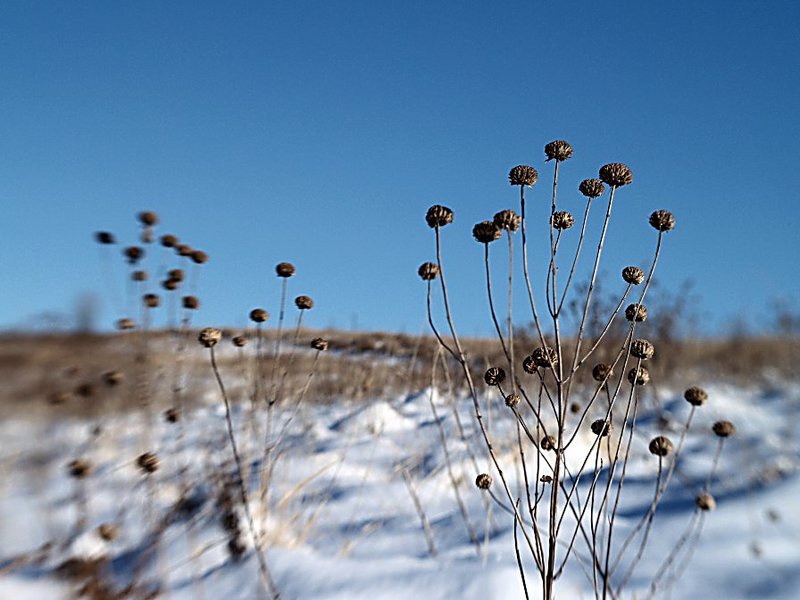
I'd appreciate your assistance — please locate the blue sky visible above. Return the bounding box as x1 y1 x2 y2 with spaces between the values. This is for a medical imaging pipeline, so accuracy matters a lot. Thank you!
1 1 798 336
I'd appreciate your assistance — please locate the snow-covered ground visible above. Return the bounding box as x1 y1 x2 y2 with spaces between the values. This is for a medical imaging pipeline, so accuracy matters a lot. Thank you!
1 378 798 599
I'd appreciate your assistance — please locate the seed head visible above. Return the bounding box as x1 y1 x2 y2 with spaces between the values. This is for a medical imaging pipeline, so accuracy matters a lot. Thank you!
522 355 537 374
138 211 158 226
160 234 178 248
311 337 329 351
102 371 124 387
295 295 314 310
540 435 556 451
131 270 148 283
508 165 538 187
117 318 135 331
570 402 582 414
484 367 506 386
177 244 193 257
168 268 185 282
472 221 502 244
649 210 676 232
95 231 116 244
712 420 736 438
98 523 119 542
591 419 612 437
505 393 521 408
544 140 574 162
493 209 520 232
540 475 553 484
143 293 160 309
426 205 454 228
625 303 648 322
599 163 633 187
191 250 208 264
592 363 613 382
622 266 645 285
532 346 558 369
551 211 575 230
162 279 179 291
649 435 674 457
628 367 650 386
276 262 296 278
124 246 144 265
579 179 605 198
417 262 440 281
684 386 708 407
232 335 248 348
695 493 716 511
630 338 655 360
164 407 180 423
136 452 159 474
183 296 199 310
475 473 493 490
249 309 269 323
68 459 91 479
198 327 222 348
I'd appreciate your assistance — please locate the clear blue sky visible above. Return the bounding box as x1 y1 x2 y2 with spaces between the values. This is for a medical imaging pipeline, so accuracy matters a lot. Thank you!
1 1 798 336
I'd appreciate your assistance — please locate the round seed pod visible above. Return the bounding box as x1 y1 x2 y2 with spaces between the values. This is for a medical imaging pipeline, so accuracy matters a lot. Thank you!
311 337 329 351
232 335 248 348
164 407 179 423
484 367 506 386
276 262 296 278
544 140 574 162
630 338 655 360
198 327 222 348
473 221 502 243
131 270 148 282
168 268 185 282
102 371 124 387
622 266 645 285
532 346 558 369
425 205 454 228
124 246 144 265
695 493 716 511
417 262 439 281
591 419 612 437
648 435 674 457
522 355 537 374
177 244 193 257
540 475 553 484
570 402 582 414
579 178 605 198
191 250 208 264
684 386 708 407
117 318 135 331
143 293 160 309
540 435 556 451
592 363 613 382
628 367 650 386
160 234 178 248
95 231 116 244
625 303 648 322
475 473 493 490
97 523 119 542
712 420 736 438
249 308 269 323
75 383 94 398
649 210 676 232
182 296 199 310
295 295 314 310
508 165 538 187
505 393 521 408
68 459 91 479
136 452 159 474
551 211 575 230
138 211 158 226
493 209 521 232
599 163 633 187
162 278 179 291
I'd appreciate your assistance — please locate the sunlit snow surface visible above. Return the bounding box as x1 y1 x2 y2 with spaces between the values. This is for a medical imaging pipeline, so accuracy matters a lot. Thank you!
1 381 798 599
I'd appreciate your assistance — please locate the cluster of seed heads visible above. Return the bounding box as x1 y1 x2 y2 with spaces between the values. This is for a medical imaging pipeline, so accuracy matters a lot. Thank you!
649 210 676 232
493 209 520 232
426 205 454 228
508 165 538 187
472 221 502 244
544 140 574 162
578 178 605 198
598 163 633 187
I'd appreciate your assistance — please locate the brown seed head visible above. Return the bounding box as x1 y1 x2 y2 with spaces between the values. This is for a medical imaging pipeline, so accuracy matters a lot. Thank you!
168 268 185 282
417 262 440 281
551 211 575 230
182 295 199 310
628 367 650 386
532 346 558 369
649 210 676 232
522 355 537 374
684 386 708 407
630 338 655 360
570 402 582 414
591 419 612 437
102 371 124 387
177 244 193 257
493 209 520 232
540 475 553 484
117 318 135 331
295 295 314 310
124 246 144 265
592 363 613 382
191 250 208 264
579 178 605 198
505 393 521 408
162 279 179 291
544 140 574 162
160 234 178 248
599 163 633 187
540 435 557 451
95 231 116 244
311 337 329 351
138 211 158 226
232 335 248 348
143 293 160 309
695 493 716 511
472 221 502 244
484 367 506 386
198 327 222 348
508 165 538 187
622 266 645 285
164 407 180 423
276 262 296 278
68 459 91 479
625 303 648 322
249 308 269 323
136 452 159 474
475 473 493 490
425 205 454 228
131 270 148 282
649 435 674 457
712 420 736 438
98 523 119 542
